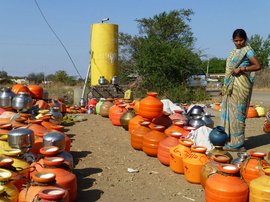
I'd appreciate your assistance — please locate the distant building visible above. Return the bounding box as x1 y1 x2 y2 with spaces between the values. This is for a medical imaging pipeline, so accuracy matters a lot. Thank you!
11 78 29 84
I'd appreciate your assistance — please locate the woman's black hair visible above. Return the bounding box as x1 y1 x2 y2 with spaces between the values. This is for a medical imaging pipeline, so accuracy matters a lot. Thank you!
232 29 248 40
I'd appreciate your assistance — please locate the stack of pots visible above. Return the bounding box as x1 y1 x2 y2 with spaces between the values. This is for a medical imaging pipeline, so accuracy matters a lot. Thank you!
30 156 77 202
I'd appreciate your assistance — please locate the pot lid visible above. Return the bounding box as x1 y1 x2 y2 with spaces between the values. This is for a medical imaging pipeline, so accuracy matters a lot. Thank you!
2 149 22 156
33 171 56 183
8 128 34 137
43 157 65 166
40 146 59 156
0 156 14 167
0 168 12 181
38 188 66 200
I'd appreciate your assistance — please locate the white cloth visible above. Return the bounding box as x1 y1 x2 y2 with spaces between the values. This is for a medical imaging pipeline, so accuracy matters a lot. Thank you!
161 99 183 114
186 125 214 152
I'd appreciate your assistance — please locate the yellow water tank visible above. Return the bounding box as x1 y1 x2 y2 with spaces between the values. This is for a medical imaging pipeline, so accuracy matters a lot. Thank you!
90 23 118 86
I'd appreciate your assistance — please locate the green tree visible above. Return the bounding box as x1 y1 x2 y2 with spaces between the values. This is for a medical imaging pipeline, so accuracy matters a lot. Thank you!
53 70 69 83
0 71 9 79
53 70 76 85
119 9 203 99
0 70 12 84
27 72 45 84
249 34 270 68
200 57 226 74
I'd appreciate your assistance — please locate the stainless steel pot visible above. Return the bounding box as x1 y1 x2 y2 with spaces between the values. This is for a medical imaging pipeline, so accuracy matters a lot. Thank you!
188 115 206 128
98 76 107 85
188 105 204 116
43 132 66 152
202 112 214 128
8 128 34 150
111 76 118 85
49 107 63 124
0 87 15 108
12 92 33 112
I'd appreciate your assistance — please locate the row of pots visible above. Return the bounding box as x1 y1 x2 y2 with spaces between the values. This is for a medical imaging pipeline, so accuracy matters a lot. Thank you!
212 102 266 118
91 92 270 202
0 109 77 201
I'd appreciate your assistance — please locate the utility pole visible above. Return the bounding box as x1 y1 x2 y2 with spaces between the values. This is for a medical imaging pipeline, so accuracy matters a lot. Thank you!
206 59 210 76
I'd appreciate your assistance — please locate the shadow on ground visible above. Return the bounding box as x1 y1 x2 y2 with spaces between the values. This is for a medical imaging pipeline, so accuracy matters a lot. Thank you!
66 133 76 144
70 150 91 166
74 167 104 201
245 133 270 150
71 150 104 201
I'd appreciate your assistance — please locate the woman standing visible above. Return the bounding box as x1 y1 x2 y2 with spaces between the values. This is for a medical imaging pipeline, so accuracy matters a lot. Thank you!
221 29 261 151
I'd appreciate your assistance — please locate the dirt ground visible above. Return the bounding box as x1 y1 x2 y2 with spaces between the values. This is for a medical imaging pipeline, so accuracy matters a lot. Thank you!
65 102 270 202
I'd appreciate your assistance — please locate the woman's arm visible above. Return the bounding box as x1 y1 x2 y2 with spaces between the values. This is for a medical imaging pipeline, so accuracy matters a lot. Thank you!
244 55 261 72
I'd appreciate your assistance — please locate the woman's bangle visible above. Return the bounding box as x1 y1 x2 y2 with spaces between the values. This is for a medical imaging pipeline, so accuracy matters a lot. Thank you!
245 66 248 72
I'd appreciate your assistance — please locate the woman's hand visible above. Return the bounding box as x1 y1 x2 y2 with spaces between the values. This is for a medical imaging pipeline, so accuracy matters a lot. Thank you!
232 67 243 76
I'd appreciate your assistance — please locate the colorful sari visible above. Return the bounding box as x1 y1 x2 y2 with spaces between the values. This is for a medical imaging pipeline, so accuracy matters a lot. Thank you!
221 45 255 149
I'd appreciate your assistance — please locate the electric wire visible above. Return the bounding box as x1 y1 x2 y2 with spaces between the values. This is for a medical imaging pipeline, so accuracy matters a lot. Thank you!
34 0 83 79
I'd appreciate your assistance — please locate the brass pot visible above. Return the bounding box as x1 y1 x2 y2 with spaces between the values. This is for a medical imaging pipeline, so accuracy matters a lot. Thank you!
120 108 136 130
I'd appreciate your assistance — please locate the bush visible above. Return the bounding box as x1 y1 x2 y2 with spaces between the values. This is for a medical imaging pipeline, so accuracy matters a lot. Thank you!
132 83 209 104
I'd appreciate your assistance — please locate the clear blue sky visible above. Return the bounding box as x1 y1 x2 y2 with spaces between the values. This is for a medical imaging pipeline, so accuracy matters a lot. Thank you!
0 0 269 78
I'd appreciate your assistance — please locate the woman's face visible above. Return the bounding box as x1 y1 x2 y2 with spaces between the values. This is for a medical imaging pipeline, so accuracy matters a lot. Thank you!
233 36 246 49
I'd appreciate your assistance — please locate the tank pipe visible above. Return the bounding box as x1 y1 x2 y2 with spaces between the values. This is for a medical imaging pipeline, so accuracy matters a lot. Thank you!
81 62 91 100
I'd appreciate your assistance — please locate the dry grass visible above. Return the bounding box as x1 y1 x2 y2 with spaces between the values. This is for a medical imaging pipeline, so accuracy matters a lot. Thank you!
42 82 76 104
254 68 270 88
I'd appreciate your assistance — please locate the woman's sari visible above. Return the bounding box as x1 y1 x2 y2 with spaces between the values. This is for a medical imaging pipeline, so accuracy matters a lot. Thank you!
221 45 255 149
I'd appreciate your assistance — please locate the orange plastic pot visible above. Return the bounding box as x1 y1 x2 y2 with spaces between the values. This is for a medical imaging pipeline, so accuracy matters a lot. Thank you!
30 157 77 202
240 151 269 184
109 104 127 126
200 154 230 188
11 84 30 95
182 126 196 137
212 103 221 111
157 131 182 166
142 125 166 157
27 85 44 99
169 138 194 174
165 120 186 136
35 99 49 109
169 110 188 123
247 106 258 118
263 121 270 133
133 99 140 114
28 123 51 155
183 146 209 184
128 115 149 134
138 92 163 119
19 171 69 202
130 121 151 150
205 164 249 202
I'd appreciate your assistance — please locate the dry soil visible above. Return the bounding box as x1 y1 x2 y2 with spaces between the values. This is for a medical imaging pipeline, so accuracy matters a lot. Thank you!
66 105 270 202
